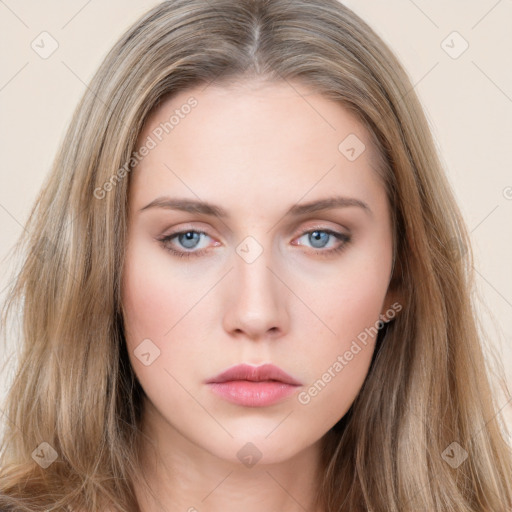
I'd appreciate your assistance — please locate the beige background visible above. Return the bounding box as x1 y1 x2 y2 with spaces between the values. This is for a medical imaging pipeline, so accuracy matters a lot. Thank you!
0 1 511 438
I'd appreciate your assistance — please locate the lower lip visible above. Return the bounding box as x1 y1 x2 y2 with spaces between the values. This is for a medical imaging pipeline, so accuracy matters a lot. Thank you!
207 381 300 407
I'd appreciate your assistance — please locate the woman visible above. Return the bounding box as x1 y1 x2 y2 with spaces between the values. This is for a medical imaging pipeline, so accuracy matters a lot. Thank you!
1 0 511 510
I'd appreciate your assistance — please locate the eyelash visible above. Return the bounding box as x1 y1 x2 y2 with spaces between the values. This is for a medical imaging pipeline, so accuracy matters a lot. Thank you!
157 228 351 259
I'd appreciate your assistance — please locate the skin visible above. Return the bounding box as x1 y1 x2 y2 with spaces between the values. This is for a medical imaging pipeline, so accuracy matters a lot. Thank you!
121 79 397 512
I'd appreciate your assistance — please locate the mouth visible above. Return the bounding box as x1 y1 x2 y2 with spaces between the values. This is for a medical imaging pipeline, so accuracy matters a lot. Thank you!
206 363 302 407
207 380 300 407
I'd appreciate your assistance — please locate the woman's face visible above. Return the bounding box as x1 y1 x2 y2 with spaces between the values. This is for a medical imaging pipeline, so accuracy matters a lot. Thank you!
121 79 396 465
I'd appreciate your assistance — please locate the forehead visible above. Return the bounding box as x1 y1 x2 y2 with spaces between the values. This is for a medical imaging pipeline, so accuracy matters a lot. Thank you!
139 78 369 145
129 79 385 214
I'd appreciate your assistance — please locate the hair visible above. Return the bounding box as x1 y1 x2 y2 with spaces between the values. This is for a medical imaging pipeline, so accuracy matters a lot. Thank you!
1 0 511 510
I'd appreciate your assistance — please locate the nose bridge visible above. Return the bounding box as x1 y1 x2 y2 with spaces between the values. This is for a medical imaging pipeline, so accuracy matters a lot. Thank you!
222 234 288 337
235 235 280 309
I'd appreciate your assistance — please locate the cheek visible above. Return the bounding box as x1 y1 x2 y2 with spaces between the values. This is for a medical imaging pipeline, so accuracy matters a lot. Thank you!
121 242 205 409
295 276 386 424
310 278 383 381
122 259 176 343
295 245 391 415
313 256 391 348
121 239 200 378
121 234 205 342
121 235 219 382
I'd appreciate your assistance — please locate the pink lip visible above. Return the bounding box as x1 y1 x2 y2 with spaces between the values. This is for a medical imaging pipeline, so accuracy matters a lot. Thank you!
206 363 302 407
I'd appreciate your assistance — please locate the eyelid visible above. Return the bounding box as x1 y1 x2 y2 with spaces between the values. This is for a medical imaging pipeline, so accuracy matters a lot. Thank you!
292 220 350 236
292 227 347 244
157 224 351 259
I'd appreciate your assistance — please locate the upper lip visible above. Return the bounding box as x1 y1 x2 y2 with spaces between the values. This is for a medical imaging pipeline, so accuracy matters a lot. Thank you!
207 363 302 385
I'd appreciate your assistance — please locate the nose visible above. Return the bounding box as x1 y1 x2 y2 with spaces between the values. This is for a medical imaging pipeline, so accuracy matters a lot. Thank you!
222 244 290 341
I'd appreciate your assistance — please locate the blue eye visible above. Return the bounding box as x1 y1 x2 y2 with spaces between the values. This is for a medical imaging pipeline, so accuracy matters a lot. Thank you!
158 228 351 259
158 230 210 257
294 229 351 256
298 230 339 249
175 231 203 249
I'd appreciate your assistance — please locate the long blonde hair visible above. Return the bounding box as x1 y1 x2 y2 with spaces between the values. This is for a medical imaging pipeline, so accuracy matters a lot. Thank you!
1 1 511 510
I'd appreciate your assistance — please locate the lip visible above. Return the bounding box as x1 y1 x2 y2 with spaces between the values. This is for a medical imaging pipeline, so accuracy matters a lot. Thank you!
206 363 302 407
207 363 302 385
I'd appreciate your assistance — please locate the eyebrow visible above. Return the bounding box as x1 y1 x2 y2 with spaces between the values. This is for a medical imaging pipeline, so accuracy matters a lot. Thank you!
139 195 372 218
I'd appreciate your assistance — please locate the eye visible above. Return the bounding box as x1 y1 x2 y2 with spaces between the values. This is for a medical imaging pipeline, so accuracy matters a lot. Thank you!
157 228 351 259
158 230 216 258
293 229 351 256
